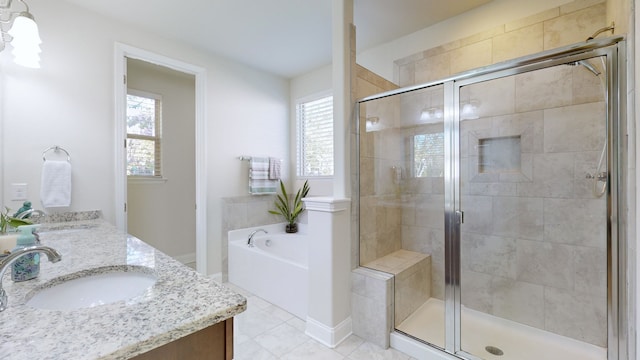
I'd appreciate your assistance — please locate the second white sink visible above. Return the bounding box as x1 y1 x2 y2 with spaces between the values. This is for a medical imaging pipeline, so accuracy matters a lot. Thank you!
26 266 156 311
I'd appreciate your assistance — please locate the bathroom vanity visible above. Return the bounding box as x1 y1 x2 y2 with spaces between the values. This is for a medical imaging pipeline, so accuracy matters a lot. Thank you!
0 213 245 359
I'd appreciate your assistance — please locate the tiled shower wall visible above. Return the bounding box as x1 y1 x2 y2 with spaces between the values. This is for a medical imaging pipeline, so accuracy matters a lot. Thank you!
360 0 608 268
455 64 607 347
357 0 610 348
353 65 400 267
395 0 608 87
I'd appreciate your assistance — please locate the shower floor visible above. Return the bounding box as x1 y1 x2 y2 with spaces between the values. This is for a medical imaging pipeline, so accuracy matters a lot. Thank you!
396 298 606 360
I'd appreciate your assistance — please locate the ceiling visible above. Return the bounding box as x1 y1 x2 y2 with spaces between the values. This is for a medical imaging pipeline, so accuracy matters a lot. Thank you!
61 0 492 78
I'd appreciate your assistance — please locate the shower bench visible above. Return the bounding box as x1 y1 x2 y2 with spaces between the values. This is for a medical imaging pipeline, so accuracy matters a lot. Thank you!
352 249 432 348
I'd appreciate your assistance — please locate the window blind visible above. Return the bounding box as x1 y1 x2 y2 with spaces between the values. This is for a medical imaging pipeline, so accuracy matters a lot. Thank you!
296 95 333 177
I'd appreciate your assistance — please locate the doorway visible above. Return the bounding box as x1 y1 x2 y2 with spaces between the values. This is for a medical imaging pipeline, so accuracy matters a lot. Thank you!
126 58 196 268
114 44 207 274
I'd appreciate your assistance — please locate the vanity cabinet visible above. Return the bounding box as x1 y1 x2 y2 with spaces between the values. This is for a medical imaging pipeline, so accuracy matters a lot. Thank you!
131 318 234 360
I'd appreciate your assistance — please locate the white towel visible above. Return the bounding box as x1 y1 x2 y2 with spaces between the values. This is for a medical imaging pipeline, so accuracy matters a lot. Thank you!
41 160 71 207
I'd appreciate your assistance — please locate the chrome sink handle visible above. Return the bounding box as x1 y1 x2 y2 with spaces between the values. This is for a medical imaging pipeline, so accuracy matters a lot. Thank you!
0 245 62 312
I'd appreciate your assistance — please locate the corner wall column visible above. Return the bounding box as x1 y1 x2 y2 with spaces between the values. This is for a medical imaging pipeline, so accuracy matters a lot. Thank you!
332 0 353 198
303 197 352 347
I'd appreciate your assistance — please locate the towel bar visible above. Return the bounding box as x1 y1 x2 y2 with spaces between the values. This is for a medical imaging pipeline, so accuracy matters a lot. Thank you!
42 146 71 162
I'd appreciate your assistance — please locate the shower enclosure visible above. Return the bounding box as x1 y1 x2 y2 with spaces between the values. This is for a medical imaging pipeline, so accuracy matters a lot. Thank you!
356 38 626 360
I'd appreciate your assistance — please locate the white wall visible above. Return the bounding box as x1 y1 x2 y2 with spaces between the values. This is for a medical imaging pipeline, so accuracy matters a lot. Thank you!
0 0 289 276
357 0 574 82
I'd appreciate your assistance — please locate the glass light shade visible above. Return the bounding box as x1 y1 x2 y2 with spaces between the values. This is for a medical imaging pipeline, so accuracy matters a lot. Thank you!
420 107 444 123
8 14 42 68
12 52 41 68
8 13 42 47
460 102 479 120
11 45 41 68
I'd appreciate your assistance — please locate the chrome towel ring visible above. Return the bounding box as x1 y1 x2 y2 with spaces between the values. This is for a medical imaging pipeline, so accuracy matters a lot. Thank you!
42 146 71 162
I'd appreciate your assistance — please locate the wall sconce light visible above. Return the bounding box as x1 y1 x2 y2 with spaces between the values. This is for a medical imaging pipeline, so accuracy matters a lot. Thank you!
1 0 41 68
420 106 443 123
460 99 480 120
365 116 380 132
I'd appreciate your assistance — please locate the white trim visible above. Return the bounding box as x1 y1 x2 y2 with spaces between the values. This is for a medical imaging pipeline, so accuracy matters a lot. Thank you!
174 252 196 266
127 88 162 100
294 89 333 106
208 272 223 283
302 197 350 212
305 316 352 348
127 176 168 185
114 42 208 275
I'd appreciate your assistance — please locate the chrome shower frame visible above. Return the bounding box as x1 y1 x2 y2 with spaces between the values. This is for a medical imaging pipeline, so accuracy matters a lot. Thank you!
355 36 628 360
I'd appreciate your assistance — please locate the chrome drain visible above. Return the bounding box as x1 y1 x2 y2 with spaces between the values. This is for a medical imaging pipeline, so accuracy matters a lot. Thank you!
485 346 504 356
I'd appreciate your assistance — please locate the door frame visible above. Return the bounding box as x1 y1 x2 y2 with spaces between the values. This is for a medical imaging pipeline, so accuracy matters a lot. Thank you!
114 43 208 275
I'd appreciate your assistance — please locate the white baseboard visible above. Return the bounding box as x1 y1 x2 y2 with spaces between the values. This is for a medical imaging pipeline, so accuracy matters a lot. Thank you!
174 252 196 266
305 316 352 348
209 272 223 283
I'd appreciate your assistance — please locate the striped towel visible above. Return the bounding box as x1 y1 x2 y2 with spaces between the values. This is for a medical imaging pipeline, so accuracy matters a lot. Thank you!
250 157 277 194
269 157 281 180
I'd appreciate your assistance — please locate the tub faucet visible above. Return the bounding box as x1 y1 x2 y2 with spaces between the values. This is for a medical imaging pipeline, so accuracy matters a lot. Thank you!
247 229 267 247
0 245 62 311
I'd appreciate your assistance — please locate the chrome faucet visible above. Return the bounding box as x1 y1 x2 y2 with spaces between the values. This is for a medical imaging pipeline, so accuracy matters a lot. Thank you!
14 209 45 220
0 245 62 311
247 229 267 247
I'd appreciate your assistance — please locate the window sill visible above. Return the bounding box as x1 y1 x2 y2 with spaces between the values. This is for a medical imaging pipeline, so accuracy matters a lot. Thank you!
127 176 168 185
297 176 333 180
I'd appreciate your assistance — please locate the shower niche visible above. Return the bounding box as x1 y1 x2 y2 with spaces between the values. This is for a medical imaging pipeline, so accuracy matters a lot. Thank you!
477 136 521 174
356 39 625 360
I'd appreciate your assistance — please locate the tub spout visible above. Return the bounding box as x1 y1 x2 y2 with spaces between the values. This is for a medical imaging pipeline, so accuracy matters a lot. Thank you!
247 229 268 247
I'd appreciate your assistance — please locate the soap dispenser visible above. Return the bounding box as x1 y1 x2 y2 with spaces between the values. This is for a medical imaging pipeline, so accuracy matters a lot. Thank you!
12 224 40 282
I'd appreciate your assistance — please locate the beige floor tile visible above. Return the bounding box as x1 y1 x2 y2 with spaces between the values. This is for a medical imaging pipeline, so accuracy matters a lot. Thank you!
254 323 311 357
281 339 346 360
347 341 411 360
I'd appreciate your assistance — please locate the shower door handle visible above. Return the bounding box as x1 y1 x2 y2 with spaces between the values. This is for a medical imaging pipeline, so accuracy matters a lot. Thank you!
456 210 464 224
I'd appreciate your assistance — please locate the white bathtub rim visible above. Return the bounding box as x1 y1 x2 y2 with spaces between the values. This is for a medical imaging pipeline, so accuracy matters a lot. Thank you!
228 222 308 241
229 237 308 269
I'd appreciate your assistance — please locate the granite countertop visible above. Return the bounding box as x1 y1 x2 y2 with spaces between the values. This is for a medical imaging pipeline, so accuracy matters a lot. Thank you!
0 214 246 359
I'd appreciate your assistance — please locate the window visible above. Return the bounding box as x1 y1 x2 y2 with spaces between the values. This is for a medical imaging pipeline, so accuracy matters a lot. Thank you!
126 90 162 177
296 94 334 177
414 132 444 177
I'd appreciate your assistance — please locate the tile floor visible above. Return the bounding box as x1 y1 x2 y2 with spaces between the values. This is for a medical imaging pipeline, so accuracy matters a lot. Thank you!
224 282 417 360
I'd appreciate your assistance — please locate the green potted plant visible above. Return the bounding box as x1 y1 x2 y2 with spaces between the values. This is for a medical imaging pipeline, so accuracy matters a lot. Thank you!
0 207 31 234
0 207 32 255
269 180 310 233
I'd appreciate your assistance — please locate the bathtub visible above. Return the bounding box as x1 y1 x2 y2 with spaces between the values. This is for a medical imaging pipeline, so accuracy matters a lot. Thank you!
228 224 308 319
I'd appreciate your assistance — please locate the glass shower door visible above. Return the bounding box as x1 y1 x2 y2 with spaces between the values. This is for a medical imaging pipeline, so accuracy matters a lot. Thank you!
457 57 608 360
358 84 446 349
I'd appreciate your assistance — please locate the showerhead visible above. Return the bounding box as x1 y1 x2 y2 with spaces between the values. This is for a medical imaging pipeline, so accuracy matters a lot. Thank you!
567 60 601 76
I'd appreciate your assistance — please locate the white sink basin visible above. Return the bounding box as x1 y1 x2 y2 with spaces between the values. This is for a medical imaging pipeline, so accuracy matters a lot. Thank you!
26 266 156 311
